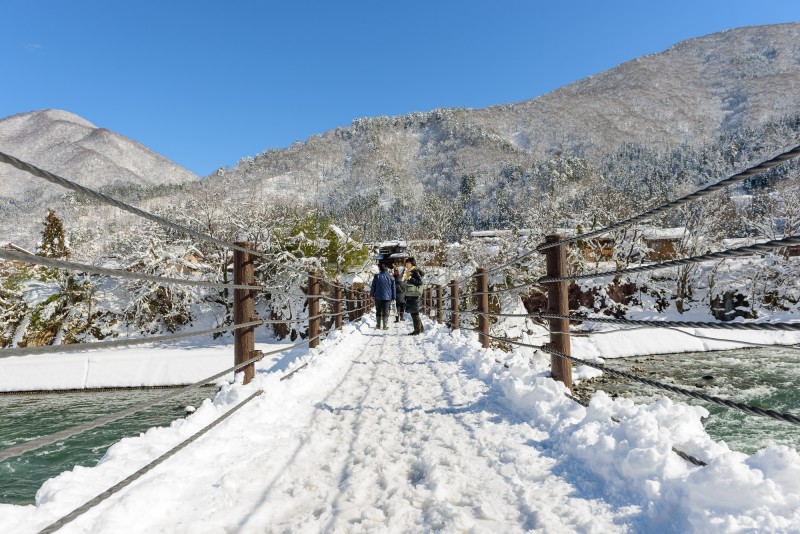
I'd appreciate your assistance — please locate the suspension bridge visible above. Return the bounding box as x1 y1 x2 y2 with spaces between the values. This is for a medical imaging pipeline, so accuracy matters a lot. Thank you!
1 146 800 532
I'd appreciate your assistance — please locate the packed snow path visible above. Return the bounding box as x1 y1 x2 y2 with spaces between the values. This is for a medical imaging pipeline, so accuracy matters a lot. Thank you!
227 322 623 532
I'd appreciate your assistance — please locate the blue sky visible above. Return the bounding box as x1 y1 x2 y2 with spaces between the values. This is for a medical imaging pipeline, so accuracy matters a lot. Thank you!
2 1 798 177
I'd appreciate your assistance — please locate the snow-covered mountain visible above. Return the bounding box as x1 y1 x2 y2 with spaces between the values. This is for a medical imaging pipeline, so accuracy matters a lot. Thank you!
2 24 799 248
0 109 199 248
209 23 800 211
470 22 800 158
0 109 198 206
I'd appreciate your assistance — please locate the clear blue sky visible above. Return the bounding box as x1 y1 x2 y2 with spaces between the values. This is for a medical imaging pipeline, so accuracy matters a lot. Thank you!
2 0 798 177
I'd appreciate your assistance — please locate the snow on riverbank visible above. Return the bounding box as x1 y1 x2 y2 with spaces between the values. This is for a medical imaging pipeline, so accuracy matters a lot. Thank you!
0 335 292 393
2 317 799 533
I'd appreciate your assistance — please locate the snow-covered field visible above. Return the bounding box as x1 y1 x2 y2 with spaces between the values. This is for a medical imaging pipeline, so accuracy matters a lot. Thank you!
2 315 799 533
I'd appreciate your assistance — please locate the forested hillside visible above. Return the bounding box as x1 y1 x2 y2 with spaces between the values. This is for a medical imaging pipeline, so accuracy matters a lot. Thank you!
1 24 799 348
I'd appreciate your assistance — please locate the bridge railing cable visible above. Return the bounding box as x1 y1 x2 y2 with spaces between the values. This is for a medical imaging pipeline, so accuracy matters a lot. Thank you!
472 310 800 333
564 392 707 467
538 344 800 426
459 145 800 279
537 144 800 252
0 150 260 257
475 330 800 427
0 320 263 359
37 389 265 534
0 248 263 290
539 234 800 284
0 330 327 463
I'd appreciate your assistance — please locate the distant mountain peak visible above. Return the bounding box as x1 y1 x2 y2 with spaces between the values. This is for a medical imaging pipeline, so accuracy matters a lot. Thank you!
0 109 198 203
0 109 199 247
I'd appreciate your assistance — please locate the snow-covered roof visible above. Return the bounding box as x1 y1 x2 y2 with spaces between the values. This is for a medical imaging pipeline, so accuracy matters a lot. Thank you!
2 242 35 255
642 227 685 240
374 240 407 248
470 229 532 238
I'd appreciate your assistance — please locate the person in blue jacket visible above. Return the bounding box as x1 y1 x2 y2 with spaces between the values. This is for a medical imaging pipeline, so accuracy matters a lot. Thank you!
370 264 396 330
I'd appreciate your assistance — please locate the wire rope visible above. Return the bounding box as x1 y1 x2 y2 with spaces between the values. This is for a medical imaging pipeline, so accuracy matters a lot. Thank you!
564 393 707 467
0 331 323 463
539 234 800 283
36 389 263 534
0 249 262 290
0 150 260 257
0 320 263 359
537 145 800 251
536 344 800 426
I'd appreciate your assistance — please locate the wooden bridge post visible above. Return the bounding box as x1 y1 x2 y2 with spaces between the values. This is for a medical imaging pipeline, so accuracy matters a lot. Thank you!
334 284 343 330
234 241 256 385
436 284 443 324
346 288 354 321
308 271 320 349
544 235 572 391
427 287 433 317
476 267 489 349
450 279 459 329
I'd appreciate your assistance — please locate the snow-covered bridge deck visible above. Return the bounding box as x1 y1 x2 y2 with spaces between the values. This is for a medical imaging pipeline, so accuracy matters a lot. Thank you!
5 317 800 533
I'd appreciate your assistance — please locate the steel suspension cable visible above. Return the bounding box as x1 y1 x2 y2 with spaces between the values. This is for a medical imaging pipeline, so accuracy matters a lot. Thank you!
470 145 800 278
37 389 264 534
0 331 324 463
537 144 800 252
482 331 800 425
660 326 800 352
535 312 800 331
537 344 800 426
0 320 263 359
478 312 800 351
0 150 260 257
564 392 707 467
539 234 800 283
0 248 263 290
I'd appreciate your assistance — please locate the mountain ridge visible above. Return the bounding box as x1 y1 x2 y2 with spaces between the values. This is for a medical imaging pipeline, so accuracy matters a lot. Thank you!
207 22 800 217
0 109 198 205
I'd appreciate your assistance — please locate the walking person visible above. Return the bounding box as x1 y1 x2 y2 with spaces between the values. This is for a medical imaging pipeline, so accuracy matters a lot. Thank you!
402 257 424 335
393 268 406 322
370 264 395 331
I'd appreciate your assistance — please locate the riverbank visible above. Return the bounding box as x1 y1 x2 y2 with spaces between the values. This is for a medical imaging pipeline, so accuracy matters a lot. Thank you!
0 335 294 393
2 322 798 392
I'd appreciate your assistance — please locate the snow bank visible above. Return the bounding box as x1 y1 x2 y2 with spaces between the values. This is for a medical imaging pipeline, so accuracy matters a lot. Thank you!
430 324 800 532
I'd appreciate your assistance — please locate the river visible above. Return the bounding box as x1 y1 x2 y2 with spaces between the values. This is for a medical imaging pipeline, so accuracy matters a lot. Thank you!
0 387 214 505
584 346 800 455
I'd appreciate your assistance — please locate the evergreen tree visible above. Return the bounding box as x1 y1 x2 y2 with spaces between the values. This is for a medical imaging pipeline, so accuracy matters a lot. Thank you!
38 209 70 259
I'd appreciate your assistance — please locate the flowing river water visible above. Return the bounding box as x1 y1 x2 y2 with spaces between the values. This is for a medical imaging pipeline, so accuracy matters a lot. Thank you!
582 345 800 455
0 387 214 505
1 346 798 505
